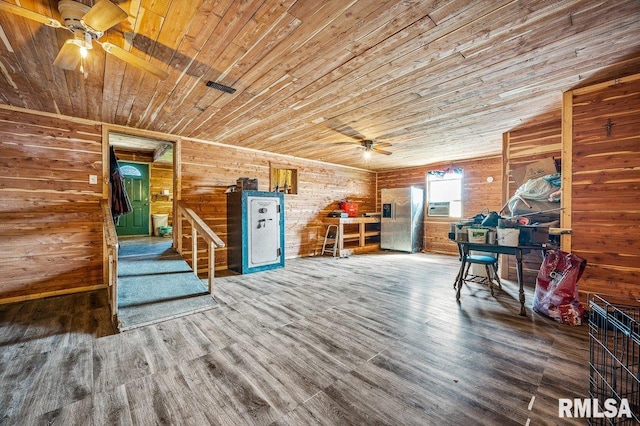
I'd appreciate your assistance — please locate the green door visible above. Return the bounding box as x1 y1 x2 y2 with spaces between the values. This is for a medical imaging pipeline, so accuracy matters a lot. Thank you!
116 162 150 236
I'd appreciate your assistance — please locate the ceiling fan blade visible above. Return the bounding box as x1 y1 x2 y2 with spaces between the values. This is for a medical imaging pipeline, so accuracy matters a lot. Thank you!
334 141 361 145
326 119 367 141
81 0 127 32
374 141 392 148
372 147 392 155
100 42 168 80
0 1 63 28
53 40 81 70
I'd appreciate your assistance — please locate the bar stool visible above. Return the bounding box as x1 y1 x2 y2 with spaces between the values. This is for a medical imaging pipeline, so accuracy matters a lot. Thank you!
462 252 501 295
454 243 501 296
321 224 339 257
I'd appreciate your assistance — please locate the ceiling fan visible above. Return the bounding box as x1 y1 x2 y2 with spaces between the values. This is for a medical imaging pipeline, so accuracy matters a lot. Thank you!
0 0 168 79
335 139 393 156
326 120 392 156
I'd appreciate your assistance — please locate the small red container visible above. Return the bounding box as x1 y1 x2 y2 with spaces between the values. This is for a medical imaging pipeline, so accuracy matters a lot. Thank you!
339 202 358 217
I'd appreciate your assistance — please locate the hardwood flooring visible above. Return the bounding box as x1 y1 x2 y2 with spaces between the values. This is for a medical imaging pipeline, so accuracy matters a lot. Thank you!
0 252 590 425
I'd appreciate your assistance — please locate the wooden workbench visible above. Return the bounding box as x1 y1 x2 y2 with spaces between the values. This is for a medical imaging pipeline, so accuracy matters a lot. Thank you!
322 216 381 257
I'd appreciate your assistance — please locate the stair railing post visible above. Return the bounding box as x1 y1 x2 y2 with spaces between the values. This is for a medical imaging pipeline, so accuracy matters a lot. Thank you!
192 223 198 277
208 240 214 294
176 208 183 254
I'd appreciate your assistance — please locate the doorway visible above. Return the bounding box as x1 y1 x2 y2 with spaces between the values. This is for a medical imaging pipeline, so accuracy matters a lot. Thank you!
109 132 175 238
108 132 211 328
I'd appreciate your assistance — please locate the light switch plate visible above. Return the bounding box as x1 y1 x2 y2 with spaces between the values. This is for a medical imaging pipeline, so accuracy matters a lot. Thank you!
89 175 98 184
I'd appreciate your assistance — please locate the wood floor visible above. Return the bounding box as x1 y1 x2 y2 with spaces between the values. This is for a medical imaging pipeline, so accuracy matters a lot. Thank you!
0 252 590 425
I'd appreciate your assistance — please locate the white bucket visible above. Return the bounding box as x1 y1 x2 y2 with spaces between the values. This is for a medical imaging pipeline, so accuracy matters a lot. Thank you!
152 214 169 236
468 228 488 243
497 228 520 247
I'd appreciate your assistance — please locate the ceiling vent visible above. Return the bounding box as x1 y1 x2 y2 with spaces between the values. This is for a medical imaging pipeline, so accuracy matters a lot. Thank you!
206 81 236 94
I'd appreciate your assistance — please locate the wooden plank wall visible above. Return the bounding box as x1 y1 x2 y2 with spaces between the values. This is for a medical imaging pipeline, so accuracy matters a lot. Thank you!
180 139 376 274
502 118 562 283
377 155 503 256
568 74 640 299
0 108 376 300
0 109 103 302
149 163 173 225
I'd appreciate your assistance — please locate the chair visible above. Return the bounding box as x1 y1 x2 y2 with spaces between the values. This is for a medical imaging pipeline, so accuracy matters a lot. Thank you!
321 224 339 257
459 249 502 296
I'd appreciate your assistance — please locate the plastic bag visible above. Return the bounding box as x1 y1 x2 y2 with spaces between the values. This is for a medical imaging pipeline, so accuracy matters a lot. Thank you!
514 175 557 201
533 250 587 325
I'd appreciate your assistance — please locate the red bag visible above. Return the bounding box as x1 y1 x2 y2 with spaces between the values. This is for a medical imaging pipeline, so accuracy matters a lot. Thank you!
533 250 587 325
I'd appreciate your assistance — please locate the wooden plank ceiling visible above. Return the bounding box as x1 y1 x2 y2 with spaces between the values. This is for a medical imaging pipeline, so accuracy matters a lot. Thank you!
0 0 639 170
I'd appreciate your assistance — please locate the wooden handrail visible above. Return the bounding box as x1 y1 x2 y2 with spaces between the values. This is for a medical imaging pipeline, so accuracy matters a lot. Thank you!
101 200 119 321
176 201 225 295
180 205 225 248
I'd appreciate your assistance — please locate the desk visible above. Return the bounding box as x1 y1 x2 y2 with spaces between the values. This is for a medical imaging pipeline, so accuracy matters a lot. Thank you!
323 216 380 257
455 241 550 316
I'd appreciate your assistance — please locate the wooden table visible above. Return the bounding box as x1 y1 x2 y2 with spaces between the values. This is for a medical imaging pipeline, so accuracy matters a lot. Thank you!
323 216 380 257
455 241 551 316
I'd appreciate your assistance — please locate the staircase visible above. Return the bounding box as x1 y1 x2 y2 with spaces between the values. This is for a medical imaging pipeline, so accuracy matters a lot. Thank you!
116 238 216 330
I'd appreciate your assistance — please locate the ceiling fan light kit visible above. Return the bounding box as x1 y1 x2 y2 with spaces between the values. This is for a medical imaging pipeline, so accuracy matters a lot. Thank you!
0 0 168 79
335 138 393 157
53 38 82 70
328 122 393 158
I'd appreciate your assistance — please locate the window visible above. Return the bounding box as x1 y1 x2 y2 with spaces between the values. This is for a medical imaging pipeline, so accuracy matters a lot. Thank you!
120 164 142 177
427 168 462 218
270 163 298 194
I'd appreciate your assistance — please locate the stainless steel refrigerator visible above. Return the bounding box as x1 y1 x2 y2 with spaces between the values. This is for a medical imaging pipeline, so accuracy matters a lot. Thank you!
381 187 424 252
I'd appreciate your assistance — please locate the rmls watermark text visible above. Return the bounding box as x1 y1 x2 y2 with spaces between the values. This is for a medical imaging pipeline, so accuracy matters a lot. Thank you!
559 398 633 419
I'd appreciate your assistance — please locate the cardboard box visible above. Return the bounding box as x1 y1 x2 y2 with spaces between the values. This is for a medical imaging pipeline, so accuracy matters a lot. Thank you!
511 158 557 187
518 225 549 246
455 225 469 241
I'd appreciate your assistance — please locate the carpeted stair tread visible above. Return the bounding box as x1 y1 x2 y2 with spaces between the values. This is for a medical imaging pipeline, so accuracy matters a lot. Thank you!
116 242 217 330
118 255 193 276
118 243 177 259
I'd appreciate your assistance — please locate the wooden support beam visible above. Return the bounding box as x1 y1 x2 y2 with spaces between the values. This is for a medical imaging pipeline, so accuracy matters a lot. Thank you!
153 143 173 162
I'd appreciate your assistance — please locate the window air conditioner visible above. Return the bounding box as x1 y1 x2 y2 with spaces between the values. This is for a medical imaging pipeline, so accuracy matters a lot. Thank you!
428 201 450 217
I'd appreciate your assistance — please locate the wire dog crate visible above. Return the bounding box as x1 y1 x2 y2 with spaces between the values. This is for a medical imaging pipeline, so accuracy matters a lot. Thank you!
589 294 640 425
